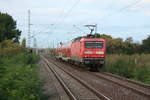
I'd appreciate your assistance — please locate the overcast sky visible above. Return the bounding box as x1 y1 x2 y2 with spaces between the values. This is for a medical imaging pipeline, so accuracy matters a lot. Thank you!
0 0 150 48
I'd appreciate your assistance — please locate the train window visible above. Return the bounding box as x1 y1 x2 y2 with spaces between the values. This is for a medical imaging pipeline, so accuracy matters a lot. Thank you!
84 41 103 48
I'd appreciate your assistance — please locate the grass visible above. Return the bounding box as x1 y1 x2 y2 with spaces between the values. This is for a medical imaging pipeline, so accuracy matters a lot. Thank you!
0 52 47 100
104 54 150 85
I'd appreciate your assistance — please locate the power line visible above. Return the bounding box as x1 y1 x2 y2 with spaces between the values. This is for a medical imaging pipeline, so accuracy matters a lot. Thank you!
56 0 69 23
73 25 86 34
30 24 54 38
28 0 69 38
80 0 142 25
54 0 81 25
52 0 81 35
99 0 142 21
37 24 54 34
62 0 81 20
117 0 142 12
40 0 71 36
90 0 143 33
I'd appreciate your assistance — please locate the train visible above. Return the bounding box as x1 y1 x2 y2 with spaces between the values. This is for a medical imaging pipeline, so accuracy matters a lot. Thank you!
55 34 106 71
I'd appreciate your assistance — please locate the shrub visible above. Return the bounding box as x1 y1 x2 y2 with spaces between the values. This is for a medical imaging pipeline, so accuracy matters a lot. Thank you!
0 52 46 100
105 54 150 85
132 66 150 84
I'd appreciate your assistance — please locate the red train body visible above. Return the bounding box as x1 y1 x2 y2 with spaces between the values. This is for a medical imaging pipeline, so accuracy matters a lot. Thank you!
56 36 106 71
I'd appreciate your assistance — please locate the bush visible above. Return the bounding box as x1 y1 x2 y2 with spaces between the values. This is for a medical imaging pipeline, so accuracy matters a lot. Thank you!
0 52 46 100
0 59 5 78
133 66 150 84
105 54 150 85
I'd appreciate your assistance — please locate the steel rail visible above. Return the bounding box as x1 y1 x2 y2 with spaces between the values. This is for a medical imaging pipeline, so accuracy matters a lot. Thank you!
103 72 150 89
92 72 150 98
43 56 110 100
42 56 77 100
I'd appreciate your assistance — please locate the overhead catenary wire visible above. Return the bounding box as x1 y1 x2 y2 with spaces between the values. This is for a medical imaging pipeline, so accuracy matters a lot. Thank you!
91 0 143 34
47 0 81 36
28 0 81 48
80 0 142 25
52 0 69 27
52 0 81 36
36 0 142 36
30 24 54 38
99 0 143 21
29 0 69 38
73 25 86 34
76 0 143 35
61 0 81 21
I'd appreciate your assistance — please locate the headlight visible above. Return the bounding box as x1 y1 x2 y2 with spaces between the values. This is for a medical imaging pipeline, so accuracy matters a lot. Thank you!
96 51 104 54
84 51 93 54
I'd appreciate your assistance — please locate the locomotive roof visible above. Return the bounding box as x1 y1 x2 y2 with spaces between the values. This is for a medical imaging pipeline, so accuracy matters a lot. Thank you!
72 37 83 42
72 36 105 42
72 34 105 42
81 38 105 41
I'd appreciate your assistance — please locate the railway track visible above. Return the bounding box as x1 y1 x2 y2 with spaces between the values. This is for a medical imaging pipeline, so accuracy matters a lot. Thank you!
103 72 150 89
92 72 150 98
42 55 110 100
42 56 77 100
45 55 150 100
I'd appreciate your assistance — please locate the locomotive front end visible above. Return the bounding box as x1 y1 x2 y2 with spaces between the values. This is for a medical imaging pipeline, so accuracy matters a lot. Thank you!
80 38 106 71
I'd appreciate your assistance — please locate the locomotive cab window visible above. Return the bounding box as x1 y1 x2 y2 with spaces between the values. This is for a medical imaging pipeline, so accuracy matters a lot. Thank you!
84 41 103 48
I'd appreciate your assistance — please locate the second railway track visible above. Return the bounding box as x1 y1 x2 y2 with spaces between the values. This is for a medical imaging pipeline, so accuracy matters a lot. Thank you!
92 72 150 98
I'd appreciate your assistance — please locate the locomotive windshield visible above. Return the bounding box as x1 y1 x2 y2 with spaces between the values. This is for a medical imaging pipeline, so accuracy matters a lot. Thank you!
84 41 103 48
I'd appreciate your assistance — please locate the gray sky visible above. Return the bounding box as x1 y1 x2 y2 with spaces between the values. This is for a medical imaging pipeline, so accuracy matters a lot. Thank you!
0 0 150 48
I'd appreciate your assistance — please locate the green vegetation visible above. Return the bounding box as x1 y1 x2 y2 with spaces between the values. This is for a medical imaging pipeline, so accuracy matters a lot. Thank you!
0 12 47 100
0 12 21 43
105 54 150 85
0 49 47 100
0 43 47 100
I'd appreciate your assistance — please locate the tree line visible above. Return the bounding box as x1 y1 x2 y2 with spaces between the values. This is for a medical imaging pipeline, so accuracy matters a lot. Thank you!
0 12 25 57
0 12 21 43
94 34 150 54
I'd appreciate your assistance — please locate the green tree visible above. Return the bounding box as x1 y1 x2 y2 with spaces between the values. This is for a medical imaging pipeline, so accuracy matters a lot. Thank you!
0 12 21 43
125 37 133 44
142 35 150 53
21 38 26 48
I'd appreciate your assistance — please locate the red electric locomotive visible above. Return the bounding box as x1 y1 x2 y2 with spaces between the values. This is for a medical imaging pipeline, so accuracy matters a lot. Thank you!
56 34 106 71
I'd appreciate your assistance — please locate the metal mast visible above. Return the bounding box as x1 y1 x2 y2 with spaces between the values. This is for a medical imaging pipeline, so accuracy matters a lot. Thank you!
95 24 97 34
28 10 31 48
33 37 37 48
